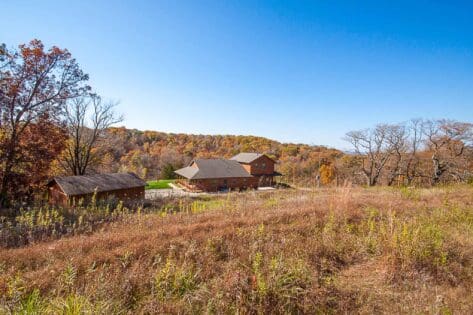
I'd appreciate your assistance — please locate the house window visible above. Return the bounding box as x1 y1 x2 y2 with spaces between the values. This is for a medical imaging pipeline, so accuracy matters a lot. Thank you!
262 163 266 168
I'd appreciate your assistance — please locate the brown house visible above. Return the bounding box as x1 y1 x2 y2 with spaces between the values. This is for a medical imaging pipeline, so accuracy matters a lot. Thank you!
47 172 146 206
175 153 281 192
230 153 281 186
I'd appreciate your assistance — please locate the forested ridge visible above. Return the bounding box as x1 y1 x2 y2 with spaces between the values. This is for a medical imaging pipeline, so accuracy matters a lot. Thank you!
94 127 343 183
86 119 473 188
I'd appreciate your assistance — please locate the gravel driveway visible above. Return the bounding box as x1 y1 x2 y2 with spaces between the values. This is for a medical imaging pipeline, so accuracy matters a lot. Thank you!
146 186 276 200
145 188 204 199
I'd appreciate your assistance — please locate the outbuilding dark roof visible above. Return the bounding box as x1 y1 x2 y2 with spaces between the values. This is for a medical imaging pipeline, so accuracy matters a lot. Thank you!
230 152 275 164
175 159 253 180
48 172 146 196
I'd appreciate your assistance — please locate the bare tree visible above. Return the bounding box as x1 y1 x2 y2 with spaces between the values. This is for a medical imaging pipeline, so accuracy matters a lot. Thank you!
62 95 123 175
403 119 426 185
385 124 408 186
344 124 396 186
385 120 431 186
423 119 473 184
344 119 473 187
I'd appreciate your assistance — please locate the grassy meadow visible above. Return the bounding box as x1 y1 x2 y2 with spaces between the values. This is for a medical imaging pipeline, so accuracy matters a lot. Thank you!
1 186 473 314
145 180 176 190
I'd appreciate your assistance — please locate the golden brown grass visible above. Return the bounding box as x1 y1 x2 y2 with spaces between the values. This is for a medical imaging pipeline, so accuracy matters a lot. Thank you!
1 186 473 314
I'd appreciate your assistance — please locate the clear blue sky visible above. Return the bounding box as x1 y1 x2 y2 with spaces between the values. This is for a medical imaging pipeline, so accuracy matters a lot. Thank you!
2 1 472 149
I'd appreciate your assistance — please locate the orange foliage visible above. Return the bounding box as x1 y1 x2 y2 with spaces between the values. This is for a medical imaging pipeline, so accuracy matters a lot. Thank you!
100 127 343 183
319 163 335 185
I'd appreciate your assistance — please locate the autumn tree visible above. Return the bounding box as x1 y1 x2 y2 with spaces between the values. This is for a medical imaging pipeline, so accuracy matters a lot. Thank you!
334 155 365 185
15 116 67 201
61 95 122 175
319 163 335 185
0 40 89 207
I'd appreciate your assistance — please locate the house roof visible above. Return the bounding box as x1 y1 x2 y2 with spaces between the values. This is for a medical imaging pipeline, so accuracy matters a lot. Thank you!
230 152 275 164
175 159 253 180
48 172 146 196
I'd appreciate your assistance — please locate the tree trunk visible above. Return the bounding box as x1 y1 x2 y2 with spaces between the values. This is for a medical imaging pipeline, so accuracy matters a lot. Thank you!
431 155 445 185
0 136 17 208
387 175 396 186
366 176 375 186
0 177 10 208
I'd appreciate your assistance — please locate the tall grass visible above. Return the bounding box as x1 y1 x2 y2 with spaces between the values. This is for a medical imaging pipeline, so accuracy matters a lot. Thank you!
0 202 133 248
1 186 473 313
0 195 231 248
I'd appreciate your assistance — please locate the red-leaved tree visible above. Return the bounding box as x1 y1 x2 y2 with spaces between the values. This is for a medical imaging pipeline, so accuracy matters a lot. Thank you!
0 40 89 207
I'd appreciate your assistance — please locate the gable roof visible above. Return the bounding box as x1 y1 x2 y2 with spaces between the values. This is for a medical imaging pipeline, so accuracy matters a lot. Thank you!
175 159 253 180
230 152 275 164
48 172 146 196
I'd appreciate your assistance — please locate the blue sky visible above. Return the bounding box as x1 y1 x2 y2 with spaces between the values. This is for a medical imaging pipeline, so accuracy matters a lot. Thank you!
2 1 472 149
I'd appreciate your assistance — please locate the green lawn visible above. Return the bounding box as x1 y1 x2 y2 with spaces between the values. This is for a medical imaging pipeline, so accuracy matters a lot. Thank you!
145 179 175 190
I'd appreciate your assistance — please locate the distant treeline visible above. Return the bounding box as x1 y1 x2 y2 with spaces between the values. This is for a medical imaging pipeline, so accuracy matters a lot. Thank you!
91 117 473 188
92 127 343 184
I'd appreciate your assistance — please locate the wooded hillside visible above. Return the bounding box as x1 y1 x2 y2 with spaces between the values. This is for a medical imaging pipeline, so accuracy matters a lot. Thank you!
72 121 473 188
93 127 343 184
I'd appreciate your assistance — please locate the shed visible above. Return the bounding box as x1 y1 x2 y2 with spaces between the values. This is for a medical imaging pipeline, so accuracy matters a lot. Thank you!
47 172 146 206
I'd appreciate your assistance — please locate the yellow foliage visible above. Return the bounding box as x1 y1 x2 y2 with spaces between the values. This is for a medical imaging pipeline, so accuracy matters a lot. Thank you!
319 163 335 185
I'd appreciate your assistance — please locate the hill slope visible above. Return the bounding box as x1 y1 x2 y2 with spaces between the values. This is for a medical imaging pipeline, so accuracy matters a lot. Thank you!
1 186 472 313
94 127 343 183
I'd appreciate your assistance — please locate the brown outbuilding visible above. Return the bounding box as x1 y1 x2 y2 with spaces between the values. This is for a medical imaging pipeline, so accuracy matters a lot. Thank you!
47 172 146 207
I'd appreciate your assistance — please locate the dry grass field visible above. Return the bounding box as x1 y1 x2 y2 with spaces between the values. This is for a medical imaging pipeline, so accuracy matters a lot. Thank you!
1 186 473 314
